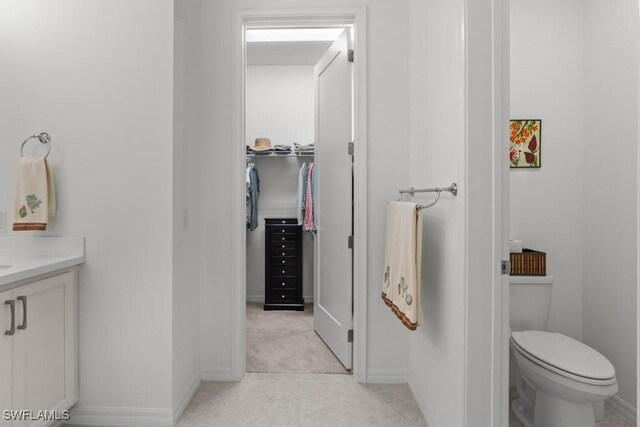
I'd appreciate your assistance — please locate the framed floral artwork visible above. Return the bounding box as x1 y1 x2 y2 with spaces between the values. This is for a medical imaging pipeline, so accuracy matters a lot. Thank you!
509 119 541 168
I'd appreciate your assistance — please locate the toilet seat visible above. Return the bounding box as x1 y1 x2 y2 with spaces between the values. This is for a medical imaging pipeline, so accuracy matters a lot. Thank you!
511 331 616 386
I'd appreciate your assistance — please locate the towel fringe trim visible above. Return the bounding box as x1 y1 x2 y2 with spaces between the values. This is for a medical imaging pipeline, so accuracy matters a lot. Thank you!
13 222 46 231
381 292 417 331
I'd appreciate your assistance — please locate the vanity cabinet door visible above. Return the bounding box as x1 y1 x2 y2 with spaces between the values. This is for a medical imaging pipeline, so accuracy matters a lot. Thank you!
0 289 13 427
11 272 78 427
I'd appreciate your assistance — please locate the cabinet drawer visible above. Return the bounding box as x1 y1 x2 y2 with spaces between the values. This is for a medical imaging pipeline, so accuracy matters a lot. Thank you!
265 218 298 226
271 265 297 277
271 233 296 242
273 248 296 257
270 289 297 303
272 256 296 266
270 277 297 289
271 241 296 250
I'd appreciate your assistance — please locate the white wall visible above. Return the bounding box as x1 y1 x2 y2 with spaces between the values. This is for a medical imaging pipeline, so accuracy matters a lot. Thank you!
199 0 412 381
583 0 639 410
510 0 585 341
0 0 175 417
245 65 315 302
407 0 466 424
245 66 315 147
173 0 203 416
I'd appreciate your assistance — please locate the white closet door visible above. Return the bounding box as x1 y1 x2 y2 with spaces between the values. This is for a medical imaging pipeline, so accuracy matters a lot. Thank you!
313 29 353 370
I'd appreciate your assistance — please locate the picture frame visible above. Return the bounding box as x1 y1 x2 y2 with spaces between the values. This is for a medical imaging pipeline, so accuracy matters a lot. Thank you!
509 119 541 168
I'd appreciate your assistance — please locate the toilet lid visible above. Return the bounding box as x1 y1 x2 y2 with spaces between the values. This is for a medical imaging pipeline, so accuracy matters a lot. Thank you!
511 331 615 380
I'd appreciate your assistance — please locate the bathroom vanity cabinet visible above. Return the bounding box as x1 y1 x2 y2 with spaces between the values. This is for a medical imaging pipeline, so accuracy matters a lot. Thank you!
0 270 78 427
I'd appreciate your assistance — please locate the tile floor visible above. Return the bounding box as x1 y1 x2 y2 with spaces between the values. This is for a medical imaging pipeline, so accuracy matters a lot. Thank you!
176 373 427 427
509 387 635 427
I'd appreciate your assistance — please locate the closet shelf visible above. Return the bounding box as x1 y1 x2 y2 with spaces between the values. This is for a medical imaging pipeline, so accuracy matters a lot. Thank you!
246 152 314 158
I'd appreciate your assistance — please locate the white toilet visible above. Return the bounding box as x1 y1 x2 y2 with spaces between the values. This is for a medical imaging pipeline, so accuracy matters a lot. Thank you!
510 276 618 427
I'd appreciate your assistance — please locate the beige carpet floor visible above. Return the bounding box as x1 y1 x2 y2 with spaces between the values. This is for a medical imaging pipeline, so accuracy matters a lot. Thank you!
246 303 349 374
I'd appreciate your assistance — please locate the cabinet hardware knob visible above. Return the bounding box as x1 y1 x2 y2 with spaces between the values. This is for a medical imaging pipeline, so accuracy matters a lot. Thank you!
282 252 285 256
282 283 285 286
282 295 285 298
282 229 285 232
282 260 285 264
282 245 285 248
281 221 286 223
4 300 15 336
282 237 285 240
17 296 27 330
282 270 285 274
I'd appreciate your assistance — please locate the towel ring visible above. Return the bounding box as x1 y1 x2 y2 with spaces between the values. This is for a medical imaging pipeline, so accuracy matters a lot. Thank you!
20 132 51 159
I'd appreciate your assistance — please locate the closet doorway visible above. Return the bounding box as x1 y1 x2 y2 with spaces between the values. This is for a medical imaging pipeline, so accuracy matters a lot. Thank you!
233 9 368 382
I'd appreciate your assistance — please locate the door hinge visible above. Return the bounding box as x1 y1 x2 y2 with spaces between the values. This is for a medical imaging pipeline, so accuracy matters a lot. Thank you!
347 329 353 343
347 235 353 249
348 141 354 156
348 49 354 63
501 260 511 275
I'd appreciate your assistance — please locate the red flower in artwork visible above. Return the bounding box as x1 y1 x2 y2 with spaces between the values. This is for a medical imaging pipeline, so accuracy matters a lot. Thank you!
509 147 519 164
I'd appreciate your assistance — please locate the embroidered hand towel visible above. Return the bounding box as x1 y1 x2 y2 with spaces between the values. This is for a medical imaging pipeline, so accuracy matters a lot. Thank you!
13 158 56 231
381 201 422 330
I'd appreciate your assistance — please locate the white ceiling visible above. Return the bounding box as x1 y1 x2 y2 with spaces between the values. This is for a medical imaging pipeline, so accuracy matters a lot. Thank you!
246 41 333 66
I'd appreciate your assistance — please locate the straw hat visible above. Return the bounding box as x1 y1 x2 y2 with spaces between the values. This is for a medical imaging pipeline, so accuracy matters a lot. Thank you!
250 138 272 152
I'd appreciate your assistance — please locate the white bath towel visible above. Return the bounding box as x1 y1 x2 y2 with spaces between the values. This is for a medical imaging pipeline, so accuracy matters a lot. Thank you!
381 201 422 330
13 158 56 231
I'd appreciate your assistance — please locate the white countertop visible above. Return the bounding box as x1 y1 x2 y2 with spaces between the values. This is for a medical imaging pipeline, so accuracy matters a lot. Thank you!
0 237 85 289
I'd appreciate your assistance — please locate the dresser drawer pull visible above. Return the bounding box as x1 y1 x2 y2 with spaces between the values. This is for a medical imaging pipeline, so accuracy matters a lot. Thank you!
281 220 286 224
282 282 286 286
282 252 285 256
282 237 285 240
282 270 285 274
282 260 286 264
282 229 286 232
282 295 286 299
282 245 285 248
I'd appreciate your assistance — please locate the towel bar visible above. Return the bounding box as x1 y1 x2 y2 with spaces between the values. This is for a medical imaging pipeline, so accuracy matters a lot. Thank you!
397 183 458 210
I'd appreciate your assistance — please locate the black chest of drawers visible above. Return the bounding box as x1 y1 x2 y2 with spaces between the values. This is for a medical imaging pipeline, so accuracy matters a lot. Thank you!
264 218 304 311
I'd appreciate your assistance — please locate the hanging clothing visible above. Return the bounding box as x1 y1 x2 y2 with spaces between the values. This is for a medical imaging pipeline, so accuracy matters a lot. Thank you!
246 163 260 231
381 201 423 331
297 163 308 225
303 163 315 230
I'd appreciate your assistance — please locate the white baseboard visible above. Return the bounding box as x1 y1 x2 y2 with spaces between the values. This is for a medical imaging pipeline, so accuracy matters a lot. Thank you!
366 368 408 384
607 394 637 423
408 378 441 427
69 406 173 426
201 365 236 381
172 371 201 423
246 295 313 303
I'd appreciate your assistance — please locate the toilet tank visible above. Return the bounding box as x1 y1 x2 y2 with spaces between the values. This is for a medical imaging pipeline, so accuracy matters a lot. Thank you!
509 276 554 332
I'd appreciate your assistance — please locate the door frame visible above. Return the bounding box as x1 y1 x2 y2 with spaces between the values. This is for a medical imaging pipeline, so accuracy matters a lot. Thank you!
230 7 368 382
463 0 510 425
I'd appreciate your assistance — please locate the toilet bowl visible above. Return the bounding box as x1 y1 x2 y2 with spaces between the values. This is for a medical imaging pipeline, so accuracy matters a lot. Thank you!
510 331 618 427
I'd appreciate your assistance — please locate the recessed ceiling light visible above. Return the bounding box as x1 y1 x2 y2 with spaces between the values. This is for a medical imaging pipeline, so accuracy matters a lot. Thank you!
246 28 346 43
